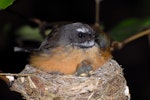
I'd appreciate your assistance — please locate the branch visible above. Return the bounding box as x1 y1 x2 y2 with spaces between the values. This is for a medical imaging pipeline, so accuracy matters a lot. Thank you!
0 73 32 77
123 29 150 44
111 29 150 51
95 0 101 26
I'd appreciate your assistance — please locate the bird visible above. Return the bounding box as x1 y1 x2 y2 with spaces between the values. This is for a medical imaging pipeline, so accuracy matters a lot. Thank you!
29 22 112 76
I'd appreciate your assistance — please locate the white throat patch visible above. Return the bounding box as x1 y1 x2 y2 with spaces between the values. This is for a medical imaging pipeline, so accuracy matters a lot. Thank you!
74 40 95 48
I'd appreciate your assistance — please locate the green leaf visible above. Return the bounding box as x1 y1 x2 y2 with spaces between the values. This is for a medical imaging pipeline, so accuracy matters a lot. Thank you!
2 23 12 33
15 25 44 42
0 0 15 10
109 18 150 41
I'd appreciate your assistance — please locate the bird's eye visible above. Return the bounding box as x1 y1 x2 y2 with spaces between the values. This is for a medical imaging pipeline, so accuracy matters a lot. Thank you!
78 32 83 38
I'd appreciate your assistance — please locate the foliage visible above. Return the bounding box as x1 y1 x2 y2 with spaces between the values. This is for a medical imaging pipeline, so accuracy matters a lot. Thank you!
15 25 44 42
109 18 150 41
0 0 15 10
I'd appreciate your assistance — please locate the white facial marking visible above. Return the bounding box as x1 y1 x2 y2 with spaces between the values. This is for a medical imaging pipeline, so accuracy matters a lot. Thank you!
76 27 89 33
80 40 94 47
74 40 95 47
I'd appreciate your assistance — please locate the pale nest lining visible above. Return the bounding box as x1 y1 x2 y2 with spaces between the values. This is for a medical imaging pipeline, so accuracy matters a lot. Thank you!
10 59 130 100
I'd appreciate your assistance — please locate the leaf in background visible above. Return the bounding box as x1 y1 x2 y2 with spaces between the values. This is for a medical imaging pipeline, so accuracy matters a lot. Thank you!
109 18 150 41
140 18 150 28
15 25 44 42
0 0 15 10
2 23 12 33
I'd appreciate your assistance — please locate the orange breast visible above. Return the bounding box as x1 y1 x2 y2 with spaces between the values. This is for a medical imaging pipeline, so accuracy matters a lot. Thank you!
29 46 111 74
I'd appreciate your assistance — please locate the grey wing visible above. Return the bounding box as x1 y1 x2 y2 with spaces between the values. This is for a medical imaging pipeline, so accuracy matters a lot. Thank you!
38 28 61 53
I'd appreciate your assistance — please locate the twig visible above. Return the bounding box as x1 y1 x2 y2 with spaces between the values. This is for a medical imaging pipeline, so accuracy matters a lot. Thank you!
30 18 42 25
123 29 150 44
30 18 48 38
28 76 37 88
92 0 106 34
95 0 102 26
111 29 150 51
88 92 94 100
0 73 32 77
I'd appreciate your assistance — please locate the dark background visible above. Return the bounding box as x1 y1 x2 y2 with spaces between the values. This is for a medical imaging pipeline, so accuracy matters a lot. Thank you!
0 0 150 100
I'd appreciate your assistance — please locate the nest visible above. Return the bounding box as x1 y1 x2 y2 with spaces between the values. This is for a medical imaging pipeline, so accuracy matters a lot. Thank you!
10 59 130 100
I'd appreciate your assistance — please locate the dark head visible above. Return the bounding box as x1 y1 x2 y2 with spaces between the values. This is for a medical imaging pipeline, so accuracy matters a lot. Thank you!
39 22 96 50
59 22 96 48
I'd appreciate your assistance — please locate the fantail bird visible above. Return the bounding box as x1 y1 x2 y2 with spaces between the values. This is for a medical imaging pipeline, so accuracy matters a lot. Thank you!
29 22 112 76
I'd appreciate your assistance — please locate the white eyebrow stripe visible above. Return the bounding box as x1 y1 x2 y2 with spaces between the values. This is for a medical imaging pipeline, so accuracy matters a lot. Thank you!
76 27 89 33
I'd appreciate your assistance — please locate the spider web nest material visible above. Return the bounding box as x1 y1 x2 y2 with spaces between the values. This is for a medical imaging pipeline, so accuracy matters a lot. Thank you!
10 59 130 100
